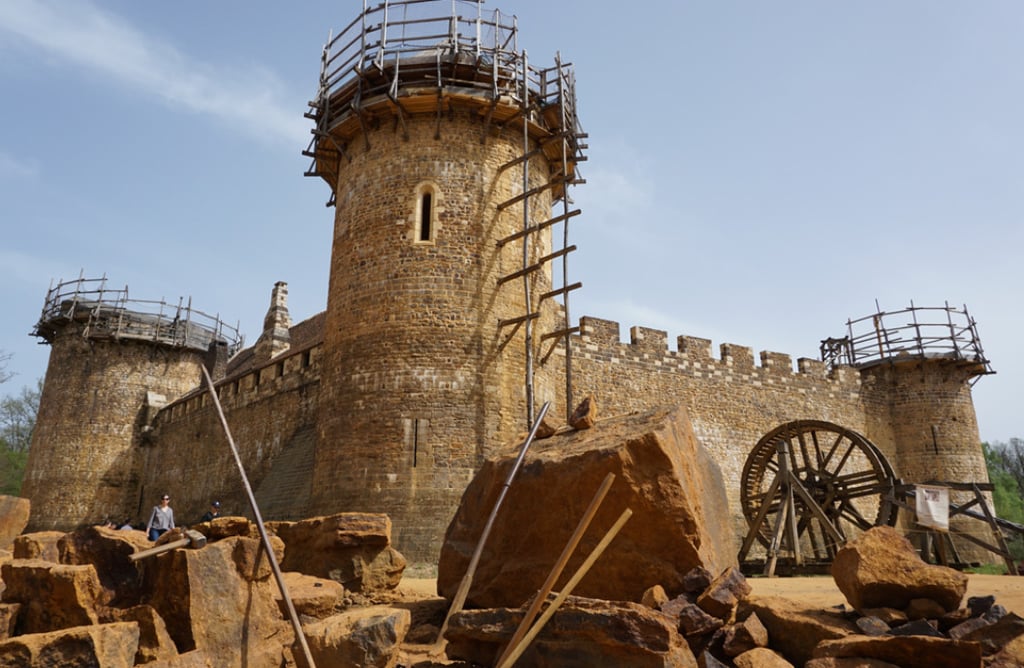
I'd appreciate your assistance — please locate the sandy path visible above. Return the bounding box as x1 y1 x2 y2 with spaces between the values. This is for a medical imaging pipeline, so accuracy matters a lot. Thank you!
399 574 1024 614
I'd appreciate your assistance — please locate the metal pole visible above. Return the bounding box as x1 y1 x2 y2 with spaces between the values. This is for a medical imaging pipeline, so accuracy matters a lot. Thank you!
200 366 316 668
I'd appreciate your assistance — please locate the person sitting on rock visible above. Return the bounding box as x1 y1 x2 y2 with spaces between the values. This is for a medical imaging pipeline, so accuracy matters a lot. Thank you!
200 500 221 523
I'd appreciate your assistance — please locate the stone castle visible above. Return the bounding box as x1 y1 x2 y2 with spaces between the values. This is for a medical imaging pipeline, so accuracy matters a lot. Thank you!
21 1 995 564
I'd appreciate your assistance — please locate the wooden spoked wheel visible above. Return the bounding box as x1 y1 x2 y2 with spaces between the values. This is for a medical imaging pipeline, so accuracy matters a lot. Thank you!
740 420 898 562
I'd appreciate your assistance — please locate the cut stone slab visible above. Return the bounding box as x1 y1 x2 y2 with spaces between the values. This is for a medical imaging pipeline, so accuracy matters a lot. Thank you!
0 622 140 667
0 496 30 551
813 634 982 668
303 606 410 668
141 536 291 667
269 513 406 594
445 595 698 668
831 526 968 613
0 559 102 634
438 405 736 608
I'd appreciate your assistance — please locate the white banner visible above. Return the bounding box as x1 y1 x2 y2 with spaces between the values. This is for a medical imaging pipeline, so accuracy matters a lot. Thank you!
916 484 950 531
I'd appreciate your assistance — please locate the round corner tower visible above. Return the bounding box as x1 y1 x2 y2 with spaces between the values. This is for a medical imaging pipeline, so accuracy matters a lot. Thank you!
825 303 996 559
22 276 240 531
304 0 586 560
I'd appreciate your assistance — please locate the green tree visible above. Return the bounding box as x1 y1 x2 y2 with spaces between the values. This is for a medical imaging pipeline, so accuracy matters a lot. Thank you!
984 440 1024 560
0 378 42 496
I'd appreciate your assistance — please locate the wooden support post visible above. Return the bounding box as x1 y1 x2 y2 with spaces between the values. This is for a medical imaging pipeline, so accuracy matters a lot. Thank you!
493 473 616 668
496 508 633 668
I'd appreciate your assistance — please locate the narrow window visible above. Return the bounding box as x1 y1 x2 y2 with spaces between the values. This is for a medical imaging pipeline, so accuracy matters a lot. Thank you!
415 183 437 243
301 350 311 368
413 418 419 467
419 192 433 241
276 361 285 378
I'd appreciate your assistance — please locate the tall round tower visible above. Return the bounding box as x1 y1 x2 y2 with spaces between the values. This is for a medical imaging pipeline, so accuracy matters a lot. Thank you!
304 1 586 560
22 276 240 531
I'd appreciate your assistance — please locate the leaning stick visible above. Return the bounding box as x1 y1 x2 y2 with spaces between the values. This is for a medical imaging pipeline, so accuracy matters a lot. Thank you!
493 472 616 668
433 400 552 651
497 508 633 668
201 366 317 668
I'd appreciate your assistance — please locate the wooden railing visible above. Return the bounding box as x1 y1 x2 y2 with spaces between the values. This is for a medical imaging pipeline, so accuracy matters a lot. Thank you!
33 275 242 354
820 303 992 375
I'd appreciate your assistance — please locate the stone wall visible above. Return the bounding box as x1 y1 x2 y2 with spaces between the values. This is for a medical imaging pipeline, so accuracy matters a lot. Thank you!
562 316 872 540
142 343 322 528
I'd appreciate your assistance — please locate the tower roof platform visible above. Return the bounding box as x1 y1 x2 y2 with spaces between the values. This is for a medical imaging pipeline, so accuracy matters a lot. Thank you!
31 275 241 354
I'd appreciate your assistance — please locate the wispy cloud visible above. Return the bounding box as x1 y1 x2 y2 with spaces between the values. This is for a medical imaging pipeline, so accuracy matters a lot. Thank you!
0 151 38 179
0 1 306 146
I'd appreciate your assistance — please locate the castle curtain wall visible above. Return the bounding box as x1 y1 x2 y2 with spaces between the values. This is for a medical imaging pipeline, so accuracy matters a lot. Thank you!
142 345 322 526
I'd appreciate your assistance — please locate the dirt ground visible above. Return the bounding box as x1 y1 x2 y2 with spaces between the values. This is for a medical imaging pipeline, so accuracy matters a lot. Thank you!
395 573 1024 615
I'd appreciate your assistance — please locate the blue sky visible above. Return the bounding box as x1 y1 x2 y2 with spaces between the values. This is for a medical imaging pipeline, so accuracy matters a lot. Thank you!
1 1 1020 444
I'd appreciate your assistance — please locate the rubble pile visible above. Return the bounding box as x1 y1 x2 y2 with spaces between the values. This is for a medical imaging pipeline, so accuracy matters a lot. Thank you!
441 530 1024 667
0 510 411 667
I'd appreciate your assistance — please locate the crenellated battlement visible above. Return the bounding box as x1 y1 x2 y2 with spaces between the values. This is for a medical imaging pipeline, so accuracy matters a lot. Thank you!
571 316 858 391
157 342 322 425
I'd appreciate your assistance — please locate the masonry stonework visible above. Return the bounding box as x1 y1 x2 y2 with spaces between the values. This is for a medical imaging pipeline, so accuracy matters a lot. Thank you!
22 319 206 530
20 1 996 567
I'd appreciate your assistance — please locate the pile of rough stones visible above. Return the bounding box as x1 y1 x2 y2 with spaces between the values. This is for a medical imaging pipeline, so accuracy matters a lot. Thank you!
439 526 1024 668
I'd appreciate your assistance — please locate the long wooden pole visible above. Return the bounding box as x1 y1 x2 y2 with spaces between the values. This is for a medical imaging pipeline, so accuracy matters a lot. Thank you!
493 472 615 668
496 508 633 668
433 400 551 651
201 366 316 668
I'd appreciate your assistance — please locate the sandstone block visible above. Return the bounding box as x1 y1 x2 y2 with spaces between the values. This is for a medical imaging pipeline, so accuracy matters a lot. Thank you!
109 604 179 664
12 531 63 563
141 538 290 667
438 405 736 608
0 621 139 667
830 527 967 613
0 496 30 551
272 571 344 619
270 513 405 594
445 596 698 668
696 567 751 621
739 596 857 667
303 606 410 668
0 559 101 634
58 524 152 607
723 612 768 657
733 646 793 667
813 635 982 667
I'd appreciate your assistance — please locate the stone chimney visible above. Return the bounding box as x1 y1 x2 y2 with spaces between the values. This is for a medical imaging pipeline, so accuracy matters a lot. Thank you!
254 281 292 361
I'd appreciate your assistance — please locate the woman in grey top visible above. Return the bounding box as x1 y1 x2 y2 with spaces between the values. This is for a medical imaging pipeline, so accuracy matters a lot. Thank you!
146 494 175 541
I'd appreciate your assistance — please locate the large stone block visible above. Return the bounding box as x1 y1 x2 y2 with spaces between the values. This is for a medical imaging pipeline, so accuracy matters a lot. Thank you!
0 621 140 667
141 537 290 667
0 560 102 635
303 606 410 668
438 405 736 608
831 526 968 613
270 513 405 593
445 596 698 668
58 524 152 606
0 496 30 551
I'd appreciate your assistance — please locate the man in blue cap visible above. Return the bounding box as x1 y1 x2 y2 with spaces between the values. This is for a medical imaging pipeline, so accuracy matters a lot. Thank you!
200 501 221 523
